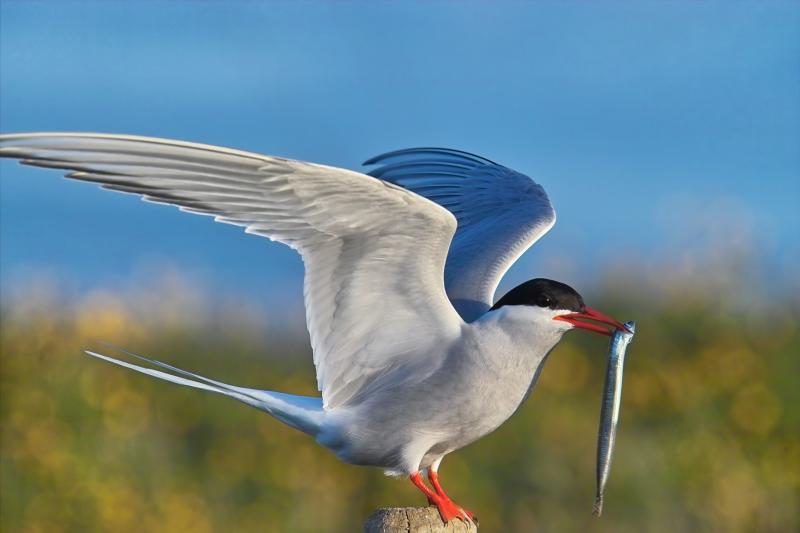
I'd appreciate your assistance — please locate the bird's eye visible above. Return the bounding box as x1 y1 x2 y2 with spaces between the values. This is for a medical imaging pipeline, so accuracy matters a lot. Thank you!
536 294 552 307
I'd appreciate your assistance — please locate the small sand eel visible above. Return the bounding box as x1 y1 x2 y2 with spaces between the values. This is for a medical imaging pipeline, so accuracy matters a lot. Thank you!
593 320 635 516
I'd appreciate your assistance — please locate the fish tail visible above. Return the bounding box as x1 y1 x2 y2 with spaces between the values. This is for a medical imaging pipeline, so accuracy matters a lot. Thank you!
593 495 604 517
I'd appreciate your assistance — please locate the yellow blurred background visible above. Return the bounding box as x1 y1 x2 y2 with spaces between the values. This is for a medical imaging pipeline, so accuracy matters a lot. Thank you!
1 267 797 533
2 1 799 531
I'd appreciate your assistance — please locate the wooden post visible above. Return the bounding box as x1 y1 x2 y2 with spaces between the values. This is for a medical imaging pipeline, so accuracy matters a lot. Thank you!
364 507 478 532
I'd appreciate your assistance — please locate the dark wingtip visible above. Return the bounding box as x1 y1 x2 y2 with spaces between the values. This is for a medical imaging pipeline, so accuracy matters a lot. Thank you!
362 154 383 166
363 147 498 167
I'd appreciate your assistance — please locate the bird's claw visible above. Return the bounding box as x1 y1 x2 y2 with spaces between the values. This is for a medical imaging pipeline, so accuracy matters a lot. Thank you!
431 498 478 525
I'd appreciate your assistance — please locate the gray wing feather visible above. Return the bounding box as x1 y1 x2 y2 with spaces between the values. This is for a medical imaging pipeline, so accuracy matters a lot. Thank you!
1 133 463 409
365 148 556 321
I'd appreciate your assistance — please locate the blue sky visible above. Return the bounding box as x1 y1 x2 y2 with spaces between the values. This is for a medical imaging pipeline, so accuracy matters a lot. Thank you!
1 1 798 303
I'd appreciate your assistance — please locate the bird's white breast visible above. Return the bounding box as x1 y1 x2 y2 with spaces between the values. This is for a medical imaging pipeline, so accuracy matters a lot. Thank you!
451 307 566 428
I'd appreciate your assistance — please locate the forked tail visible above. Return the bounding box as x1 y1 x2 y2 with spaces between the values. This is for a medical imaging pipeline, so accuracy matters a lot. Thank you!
85 345 325 436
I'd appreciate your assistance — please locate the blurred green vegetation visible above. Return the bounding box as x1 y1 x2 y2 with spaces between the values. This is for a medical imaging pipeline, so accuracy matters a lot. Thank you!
1 275 798 533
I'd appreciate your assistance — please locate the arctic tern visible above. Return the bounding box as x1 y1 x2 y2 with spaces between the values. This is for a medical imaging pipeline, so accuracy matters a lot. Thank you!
0 133 629 523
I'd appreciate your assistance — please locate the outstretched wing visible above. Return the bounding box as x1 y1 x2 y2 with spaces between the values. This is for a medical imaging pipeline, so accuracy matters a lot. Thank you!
0 133 463 409
365 148 556 322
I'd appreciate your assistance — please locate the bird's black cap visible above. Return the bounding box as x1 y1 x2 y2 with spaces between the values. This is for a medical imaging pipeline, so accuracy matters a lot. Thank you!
490 278 585 313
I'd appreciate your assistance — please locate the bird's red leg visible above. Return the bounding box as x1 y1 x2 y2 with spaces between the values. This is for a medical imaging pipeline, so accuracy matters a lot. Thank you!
410 472 438 501
427 469 477 522
410 472 471 523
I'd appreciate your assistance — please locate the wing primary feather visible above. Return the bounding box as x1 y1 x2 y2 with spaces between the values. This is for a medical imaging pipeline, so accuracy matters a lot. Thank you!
0 132 464 408
365 146 556 322
363 147 498 166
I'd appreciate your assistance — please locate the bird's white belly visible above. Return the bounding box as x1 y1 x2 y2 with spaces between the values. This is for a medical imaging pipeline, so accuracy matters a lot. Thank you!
319 324 555 473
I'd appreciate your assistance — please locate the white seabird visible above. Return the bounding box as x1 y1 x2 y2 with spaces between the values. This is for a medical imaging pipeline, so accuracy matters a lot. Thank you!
0 133 628 523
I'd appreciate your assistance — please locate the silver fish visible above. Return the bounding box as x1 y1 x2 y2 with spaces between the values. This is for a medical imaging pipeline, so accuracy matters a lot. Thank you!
593 320 635 517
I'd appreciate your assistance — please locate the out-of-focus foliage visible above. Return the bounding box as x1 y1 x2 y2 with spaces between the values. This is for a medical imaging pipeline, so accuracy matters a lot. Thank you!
1 273 798 533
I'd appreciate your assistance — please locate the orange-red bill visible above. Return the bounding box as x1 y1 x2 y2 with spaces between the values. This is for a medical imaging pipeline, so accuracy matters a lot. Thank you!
553 306 631 336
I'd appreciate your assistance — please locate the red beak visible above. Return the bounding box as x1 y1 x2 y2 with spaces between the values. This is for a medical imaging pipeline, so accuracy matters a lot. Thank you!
553 306 631 336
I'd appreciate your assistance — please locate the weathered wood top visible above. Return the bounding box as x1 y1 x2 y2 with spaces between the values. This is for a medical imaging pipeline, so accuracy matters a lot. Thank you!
364 507 478 533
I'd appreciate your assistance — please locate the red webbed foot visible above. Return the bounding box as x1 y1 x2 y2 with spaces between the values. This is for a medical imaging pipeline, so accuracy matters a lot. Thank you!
428 469 477 523
409 471 477 524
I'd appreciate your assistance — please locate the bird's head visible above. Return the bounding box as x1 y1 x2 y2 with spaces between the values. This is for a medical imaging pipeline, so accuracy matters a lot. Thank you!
490 278 629 337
